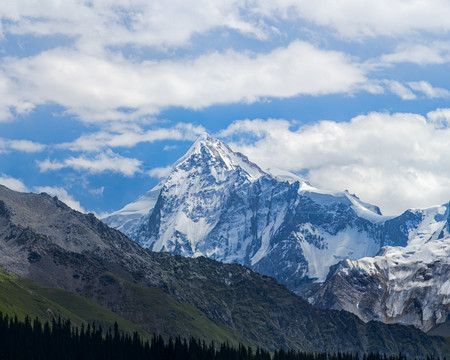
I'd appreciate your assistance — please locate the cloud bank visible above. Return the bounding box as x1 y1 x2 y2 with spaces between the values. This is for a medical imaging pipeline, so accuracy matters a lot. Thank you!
3 0 450 45
221 110 450 215
0 41 366 122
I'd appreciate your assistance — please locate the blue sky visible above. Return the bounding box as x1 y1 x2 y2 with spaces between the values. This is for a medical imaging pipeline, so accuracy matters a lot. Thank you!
1 0 450 216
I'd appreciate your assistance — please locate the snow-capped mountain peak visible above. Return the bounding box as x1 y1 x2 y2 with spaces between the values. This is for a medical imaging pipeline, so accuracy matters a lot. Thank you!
104 134 390 287
171 132 268 181
104 133 265 235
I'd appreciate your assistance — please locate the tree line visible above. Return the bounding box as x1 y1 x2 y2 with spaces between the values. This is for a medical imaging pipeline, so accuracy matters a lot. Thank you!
0 312 443 360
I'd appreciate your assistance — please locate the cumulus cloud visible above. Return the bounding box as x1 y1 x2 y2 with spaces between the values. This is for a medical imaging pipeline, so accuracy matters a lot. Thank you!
147 166 173 179
385 80 416 100
38 150 142 176
1 1 448 124
0 41 366 122
0 174 28 192
0 0 265 50
261 0 450 39
427 108 450 128
60 123 205 152
2 0 450 48
0 138 46 153
407 81 450 99
220 111 450 215
0 71 34 121
381 42 450 65
35 186 86 213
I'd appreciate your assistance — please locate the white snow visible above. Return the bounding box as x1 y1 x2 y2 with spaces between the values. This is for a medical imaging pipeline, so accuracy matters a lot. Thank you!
440 279 450 296
331 217 450 330
251 203 287 265
266 167 308 185
298 226 380 281
102 182 163 234
173 132 267 182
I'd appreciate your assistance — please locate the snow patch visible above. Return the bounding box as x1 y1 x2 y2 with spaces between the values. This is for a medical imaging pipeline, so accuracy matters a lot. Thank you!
299 227 380 281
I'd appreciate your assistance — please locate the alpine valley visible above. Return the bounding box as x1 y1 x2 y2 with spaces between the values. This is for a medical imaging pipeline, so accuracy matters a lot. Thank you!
104 134 450 335
1 185 448 357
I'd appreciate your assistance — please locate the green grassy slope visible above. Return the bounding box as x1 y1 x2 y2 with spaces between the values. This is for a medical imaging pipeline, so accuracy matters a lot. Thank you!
0 267 146 336
0 267 239 345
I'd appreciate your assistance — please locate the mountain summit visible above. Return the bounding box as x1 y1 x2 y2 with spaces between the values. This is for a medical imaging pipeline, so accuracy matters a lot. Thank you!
104 134 387 287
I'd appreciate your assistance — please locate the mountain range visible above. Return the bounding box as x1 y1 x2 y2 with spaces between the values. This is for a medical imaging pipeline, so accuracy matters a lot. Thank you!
103 133 450 334
0 184 448 357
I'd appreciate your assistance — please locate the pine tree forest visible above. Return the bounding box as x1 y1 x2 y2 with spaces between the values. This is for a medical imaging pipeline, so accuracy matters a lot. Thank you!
0 313 443 360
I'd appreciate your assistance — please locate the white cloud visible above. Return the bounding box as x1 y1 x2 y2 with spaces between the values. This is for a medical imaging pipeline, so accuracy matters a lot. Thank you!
0 138 46 153
427 108 450 128
2 0 450 49
148 166 173 179
89 186 105 196
254 0 450 39
0 174 28 192
35 186 86 213
0 0 267 52
385 80 416 100
60 123 205 152
220 111 450 215
0 71 34 121
1 1 448 124
375 80 450 101
381 42 450 65
9 139 46 152
38 150 142 176
407 81 450 99
0 41 366 122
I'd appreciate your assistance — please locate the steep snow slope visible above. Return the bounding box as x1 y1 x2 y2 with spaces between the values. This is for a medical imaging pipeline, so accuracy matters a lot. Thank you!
104 184 163 237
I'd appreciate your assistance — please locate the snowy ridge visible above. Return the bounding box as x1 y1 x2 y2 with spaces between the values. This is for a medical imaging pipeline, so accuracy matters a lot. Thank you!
172 133 268 181
103 183 163 236
310 203 450 331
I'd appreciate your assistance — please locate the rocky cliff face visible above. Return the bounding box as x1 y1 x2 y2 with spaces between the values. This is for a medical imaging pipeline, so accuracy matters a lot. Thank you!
309 204 450 333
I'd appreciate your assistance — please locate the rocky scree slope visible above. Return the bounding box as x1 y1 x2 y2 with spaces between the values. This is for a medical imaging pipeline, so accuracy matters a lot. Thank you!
0 184 448 356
